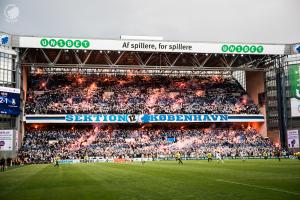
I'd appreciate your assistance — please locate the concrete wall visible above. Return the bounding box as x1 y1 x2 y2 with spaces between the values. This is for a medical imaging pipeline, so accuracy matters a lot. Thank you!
245 71 267 137
18 65 29 149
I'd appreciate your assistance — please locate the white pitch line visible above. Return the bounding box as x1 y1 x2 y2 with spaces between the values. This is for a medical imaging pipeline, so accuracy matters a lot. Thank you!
216 179 300 196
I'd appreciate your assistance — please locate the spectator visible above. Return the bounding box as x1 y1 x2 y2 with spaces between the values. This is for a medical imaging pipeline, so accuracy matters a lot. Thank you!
0 157 5 172
19 125 274 163
25 74 260 115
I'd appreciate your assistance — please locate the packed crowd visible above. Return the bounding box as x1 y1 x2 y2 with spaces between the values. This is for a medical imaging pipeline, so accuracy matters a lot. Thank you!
19 125 276 163
25 74 260 114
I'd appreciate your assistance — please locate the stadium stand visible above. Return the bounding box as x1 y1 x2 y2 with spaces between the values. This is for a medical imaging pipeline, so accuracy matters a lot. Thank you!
19 125 275 163
25 74 260 114
20 73 268 163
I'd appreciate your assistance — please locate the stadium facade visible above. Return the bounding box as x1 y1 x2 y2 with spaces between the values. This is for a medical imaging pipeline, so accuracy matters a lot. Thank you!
0 31 300 159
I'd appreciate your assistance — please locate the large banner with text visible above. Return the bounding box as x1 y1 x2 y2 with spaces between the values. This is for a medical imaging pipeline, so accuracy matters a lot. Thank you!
25 114 264 123
17 36 286 55
289 64 300 117
0 130 13 151
287 129 300 148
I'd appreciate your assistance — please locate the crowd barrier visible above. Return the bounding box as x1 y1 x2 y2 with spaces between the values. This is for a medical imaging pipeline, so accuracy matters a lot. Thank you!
58 156 298 164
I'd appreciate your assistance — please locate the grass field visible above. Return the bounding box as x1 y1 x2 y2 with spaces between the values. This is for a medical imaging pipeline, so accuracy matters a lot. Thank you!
0 160 300 200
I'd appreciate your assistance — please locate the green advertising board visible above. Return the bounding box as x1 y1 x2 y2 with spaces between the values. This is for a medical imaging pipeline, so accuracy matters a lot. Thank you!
221 44 264 54
289 64 300 99
40 38 90 48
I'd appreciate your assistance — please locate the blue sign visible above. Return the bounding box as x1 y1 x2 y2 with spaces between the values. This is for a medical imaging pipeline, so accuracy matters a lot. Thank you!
140 114 228 123
0 87 20 116
296 45 300 54
167 137 176 143
65 114 137 123
0 35 9 46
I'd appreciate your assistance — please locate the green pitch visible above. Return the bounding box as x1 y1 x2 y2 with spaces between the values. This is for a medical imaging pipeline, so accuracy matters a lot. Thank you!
0 160 300 200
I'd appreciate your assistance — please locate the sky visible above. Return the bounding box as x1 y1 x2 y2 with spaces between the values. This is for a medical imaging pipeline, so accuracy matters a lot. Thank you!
0 0 300 44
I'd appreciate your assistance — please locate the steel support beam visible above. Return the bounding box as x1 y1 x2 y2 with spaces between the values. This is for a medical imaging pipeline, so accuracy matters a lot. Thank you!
275 57 288 148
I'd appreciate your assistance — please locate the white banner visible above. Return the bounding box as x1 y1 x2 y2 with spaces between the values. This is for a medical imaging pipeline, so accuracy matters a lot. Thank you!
25 114 264 123
17 36 286 55
0 130 13 151
0 86 20 94
290 98 300 117
133 158 153 162
287 129 299 148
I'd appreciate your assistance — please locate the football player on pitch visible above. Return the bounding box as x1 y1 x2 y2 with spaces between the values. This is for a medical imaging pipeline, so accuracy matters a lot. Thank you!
175 152 183 165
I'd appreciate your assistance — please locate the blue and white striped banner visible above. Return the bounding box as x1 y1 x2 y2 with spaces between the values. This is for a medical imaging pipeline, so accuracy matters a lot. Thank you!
25 114 264 123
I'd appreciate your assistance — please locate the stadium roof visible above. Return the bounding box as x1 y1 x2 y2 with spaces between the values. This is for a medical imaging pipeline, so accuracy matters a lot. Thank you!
12 35 296 73
1 33 299 73
19 48 278 73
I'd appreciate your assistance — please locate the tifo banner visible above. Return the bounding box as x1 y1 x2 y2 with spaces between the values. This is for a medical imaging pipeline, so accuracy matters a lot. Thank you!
17 36 286 55
287 129 299 148
0 130 13 151
289 64 300 117
25 114 264 123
